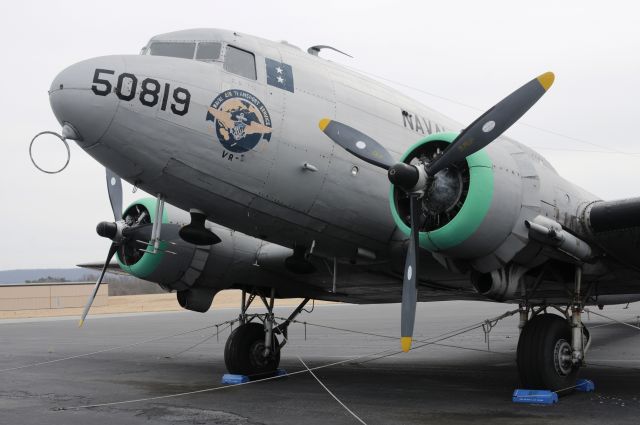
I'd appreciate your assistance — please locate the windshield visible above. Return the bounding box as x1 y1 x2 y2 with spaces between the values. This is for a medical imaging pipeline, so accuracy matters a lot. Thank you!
149 42 196 59
196 42 222 61
223 45 256 80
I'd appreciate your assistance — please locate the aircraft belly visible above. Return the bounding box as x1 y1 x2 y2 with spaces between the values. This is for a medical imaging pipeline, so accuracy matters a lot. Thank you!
138 163 386 259
250 243 477 304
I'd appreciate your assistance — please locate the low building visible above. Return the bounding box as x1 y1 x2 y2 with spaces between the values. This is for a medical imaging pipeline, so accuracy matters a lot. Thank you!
0 282 108 311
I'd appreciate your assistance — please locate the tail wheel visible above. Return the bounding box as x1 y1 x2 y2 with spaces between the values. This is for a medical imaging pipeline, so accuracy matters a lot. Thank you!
517 313 579 392
224 323 280 376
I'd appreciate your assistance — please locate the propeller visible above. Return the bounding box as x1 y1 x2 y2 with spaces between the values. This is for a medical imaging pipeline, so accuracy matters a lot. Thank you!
320 72 555 351
400 194 420 352
79 168 123 326
78 243 117 326
319 119 394 169
106 168 123 221
425 72 555 176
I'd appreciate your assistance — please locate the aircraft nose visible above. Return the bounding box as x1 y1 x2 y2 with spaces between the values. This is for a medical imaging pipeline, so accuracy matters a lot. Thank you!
49 56 123 147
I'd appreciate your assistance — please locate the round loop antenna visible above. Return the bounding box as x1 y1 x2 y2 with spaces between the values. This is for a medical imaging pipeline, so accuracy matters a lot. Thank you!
29 131 70 174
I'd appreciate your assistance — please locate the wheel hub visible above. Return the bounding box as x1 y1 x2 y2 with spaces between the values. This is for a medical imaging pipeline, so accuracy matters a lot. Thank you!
553 338 573 376
249 340 272 368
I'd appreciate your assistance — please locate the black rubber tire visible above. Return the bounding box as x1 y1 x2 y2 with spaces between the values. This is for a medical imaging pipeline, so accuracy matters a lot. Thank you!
517 314 579 392
224 323 280 376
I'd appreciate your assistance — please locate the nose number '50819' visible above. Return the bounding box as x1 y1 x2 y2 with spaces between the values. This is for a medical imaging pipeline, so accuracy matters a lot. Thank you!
91 68 190 116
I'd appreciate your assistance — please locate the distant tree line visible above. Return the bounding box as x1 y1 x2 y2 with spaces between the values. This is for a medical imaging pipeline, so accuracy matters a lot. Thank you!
80 273 167 296
25 276 68 283
24 273 167 296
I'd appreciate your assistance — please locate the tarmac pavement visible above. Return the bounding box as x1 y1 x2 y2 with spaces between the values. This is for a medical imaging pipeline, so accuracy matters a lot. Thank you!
1 301 640 424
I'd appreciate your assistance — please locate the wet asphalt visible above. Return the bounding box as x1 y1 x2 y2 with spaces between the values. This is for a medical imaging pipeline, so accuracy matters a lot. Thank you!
1 300 640 424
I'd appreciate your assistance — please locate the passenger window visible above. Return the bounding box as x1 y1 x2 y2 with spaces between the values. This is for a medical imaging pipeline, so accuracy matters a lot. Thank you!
224 46 256 80
149 42 196 59
196 42 222 61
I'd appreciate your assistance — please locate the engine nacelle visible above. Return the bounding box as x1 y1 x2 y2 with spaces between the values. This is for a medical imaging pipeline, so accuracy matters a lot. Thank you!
116 198 198 289
115 198 293 312
177 287 217 313
390 132 525 273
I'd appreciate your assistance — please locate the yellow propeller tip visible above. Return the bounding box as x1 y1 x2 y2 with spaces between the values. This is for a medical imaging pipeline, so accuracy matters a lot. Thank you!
537 72 555 91
78 319 84 327
401 337 412 352
319 118 331 131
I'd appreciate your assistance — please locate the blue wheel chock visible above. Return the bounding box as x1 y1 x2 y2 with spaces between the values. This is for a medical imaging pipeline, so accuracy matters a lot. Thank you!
575 379 595 392
513 379 595 404
221 374 250 385
512 389 558 405
221 368 288 385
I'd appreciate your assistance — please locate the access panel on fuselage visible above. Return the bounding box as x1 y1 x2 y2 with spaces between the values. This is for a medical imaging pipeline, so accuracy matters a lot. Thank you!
261 50 335 213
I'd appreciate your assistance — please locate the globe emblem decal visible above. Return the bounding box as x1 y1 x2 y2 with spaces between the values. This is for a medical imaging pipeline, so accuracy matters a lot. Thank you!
206 89 272 153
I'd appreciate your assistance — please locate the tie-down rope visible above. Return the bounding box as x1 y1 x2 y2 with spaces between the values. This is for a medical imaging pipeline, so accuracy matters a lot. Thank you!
0 319 237 373
56 308 519 412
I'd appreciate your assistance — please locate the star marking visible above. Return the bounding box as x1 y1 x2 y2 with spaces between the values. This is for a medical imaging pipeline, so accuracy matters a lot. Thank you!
277 76 284 84
276 66 283 74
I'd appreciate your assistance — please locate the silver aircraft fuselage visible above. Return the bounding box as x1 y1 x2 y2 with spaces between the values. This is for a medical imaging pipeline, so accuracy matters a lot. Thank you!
48 29 596 268
44 29 640 395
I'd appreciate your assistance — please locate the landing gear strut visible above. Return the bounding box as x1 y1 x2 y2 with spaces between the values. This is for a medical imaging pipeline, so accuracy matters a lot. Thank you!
516 265 590 391
224 288 310 376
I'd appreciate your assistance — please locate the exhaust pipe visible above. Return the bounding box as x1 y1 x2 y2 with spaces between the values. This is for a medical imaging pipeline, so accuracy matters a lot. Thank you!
525 216 592 261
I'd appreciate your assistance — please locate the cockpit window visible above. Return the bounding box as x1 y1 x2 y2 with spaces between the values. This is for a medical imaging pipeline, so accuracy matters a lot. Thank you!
149 42 196 59
196 42 222 61
224 45 256 80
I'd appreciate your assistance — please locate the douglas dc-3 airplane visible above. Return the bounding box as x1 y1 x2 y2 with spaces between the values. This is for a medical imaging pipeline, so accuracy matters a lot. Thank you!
41 28 640 392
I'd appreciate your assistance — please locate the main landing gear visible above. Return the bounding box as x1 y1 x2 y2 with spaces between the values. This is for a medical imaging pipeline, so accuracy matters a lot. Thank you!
516 266 590 392
224 288 310 376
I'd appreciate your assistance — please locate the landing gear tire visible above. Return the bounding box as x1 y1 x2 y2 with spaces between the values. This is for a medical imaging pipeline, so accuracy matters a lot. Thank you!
224 323 280 376
517 313 579 392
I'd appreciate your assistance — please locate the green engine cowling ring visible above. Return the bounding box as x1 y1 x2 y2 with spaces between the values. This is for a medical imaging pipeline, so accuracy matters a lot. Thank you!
389 132 494 252
116 197 168 278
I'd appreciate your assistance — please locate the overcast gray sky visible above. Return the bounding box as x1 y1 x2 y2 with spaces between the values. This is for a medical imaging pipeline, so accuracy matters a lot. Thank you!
1 0 639 269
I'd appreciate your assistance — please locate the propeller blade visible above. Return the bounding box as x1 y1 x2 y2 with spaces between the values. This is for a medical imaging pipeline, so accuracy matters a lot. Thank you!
401 194 421 352
319 119 395 170
427 72 555 176
79 243 117 327
106 168 123 221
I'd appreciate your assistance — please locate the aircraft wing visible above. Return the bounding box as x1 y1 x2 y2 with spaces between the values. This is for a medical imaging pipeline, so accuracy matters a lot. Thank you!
77 260 130 276
588 197 640 271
